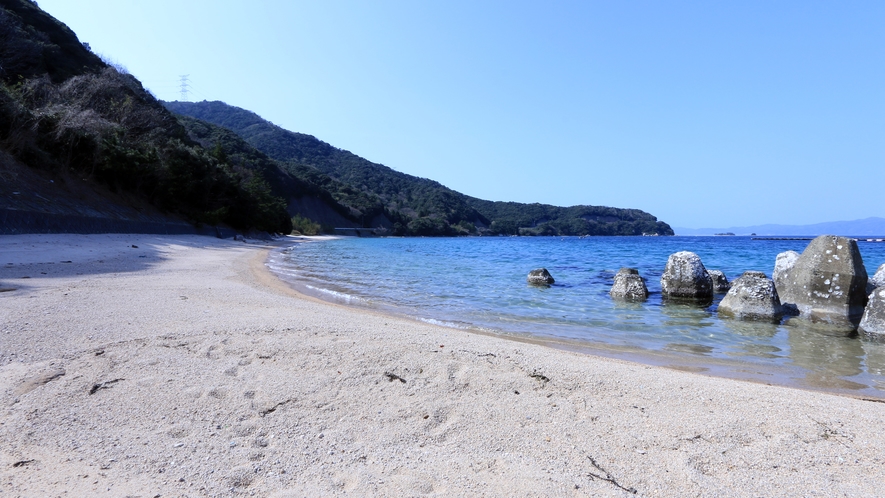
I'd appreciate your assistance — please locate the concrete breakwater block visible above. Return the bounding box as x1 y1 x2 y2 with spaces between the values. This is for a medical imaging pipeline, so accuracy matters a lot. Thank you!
718 271 783 321
709 270 731 293
867 263 885 295
527 268 555 286
860 288 885 336
773 235 868 329
610 268 649 301
660 251 713 303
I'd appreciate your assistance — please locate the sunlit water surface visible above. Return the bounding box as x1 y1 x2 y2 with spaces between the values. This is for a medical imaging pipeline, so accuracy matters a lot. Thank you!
268 236 885 396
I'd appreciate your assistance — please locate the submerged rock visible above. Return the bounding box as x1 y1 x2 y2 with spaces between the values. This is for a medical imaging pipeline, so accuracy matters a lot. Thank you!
610 268 649 300
717 271 783 321
708 270 731 293
527 268 555 286
774 235 868 328
859 288 885 336
660 251 713 303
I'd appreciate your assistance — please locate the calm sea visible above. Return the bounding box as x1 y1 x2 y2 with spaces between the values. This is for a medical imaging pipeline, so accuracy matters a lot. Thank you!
267 236 885 396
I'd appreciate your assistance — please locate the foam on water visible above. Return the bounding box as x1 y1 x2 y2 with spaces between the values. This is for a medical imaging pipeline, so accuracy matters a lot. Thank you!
417 317 476 330
269 236 885 396
302 285 368 304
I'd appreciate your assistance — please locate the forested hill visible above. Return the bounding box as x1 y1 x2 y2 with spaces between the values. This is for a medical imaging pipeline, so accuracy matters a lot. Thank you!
0 0 299 234
0 0 671 237
164 100 490 236
164 100 675 236
174 115 390 230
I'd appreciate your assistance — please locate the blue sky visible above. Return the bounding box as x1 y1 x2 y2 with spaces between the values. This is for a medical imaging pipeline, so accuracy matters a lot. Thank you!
37 0 883 228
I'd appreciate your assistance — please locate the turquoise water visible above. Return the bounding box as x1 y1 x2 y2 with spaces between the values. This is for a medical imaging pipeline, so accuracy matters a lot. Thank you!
268 236 885 396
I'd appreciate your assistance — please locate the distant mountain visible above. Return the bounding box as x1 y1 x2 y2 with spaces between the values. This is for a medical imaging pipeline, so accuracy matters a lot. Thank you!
674 217 885 236
165 100 675 236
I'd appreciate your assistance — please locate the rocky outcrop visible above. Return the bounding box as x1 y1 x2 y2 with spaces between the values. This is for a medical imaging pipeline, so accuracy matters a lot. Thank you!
527 268 555 286
717 271 783 321
660 251 713 303
859 288 885 336
610 268 649 300
867 263 885 294
774 235 868 327
708 270 730 293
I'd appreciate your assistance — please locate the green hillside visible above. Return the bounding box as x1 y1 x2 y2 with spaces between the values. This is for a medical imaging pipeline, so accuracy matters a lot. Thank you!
0 0 673 237
0 0 296 233
165 100 674 236
175 115 395 231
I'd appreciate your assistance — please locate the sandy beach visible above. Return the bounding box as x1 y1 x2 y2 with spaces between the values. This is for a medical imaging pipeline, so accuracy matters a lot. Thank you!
1 234 884 497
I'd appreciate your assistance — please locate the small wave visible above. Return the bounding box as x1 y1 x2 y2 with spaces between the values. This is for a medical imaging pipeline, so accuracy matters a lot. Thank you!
304 285 368 304
417 317 492 331
265 262 296 273
418 317 467 329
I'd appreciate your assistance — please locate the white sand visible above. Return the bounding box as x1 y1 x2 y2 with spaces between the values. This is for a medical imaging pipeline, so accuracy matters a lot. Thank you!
1 233 884 497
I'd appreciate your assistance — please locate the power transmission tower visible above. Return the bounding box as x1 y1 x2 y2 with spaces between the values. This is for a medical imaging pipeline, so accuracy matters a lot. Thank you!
178 75 191 101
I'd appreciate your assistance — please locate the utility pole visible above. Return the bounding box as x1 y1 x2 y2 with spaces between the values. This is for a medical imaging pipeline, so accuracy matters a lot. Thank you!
178 75 191 101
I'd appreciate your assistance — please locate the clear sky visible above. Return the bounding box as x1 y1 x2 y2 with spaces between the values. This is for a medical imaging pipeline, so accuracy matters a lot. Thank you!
37 0 884 228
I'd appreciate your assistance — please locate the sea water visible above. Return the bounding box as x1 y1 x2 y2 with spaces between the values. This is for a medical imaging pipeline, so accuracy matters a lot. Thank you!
267 236 885 396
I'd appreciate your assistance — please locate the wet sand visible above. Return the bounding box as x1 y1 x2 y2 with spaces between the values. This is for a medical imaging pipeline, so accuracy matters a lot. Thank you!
2 233 884 496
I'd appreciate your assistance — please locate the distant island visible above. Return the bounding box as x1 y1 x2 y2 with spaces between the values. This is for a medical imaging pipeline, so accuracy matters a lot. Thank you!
675 217 885 237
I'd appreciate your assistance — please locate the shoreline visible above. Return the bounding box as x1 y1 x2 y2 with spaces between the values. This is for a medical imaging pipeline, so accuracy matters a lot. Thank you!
267 238 885 401
2 233 885 496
